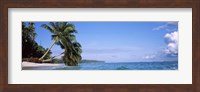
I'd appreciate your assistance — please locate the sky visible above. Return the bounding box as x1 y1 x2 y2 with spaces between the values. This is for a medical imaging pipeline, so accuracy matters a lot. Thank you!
31 22 178 62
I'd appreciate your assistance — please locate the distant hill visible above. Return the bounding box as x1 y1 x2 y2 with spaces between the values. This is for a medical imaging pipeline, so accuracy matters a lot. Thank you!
81 60 105 63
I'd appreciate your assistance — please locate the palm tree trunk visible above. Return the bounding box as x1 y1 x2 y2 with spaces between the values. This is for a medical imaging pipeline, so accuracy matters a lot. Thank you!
50 52 64 59
39 40 56 60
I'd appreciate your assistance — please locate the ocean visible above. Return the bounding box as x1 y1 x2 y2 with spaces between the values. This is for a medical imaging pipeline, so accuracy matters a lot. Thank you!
54 61 178 70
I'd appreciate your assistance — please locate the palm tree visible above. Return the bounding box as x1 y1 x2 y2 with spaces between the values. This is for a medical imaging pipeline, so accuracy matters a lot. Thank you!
38 35 58 60
39 22 82 66
22 22 36 40
22 22 37 58
63 41 82 66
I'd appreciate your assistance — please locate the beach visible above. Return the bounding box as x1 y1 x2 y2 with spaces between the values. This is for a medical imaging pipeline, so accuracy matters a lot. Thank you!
22 62 65 70
22 61 178 70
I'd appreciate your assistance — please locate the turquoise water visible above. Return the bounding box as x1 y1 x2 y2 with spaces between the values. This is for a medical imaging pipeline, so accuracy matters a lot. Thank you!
54 61 178 70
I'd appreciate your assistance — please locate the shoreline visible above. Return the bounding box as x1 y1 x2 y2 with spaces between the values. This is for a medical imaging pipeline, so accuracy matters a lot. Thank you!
22 62 65 70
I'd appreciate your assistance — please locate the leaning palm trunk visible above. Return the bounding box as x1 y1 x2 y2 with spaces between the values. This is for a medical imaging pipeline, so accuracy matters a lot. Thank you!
50 52 64 59
39 40 56 60
41 52 64 63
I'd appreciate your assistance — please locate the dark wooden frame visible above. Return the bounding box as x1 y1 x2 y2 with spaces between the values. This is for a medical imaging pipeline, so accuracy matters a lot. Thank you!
0 0 199 92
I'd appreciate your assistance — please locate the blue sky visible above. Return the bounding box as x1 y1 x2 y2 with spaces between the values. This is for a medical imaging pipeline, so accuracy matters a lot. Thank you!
32 22 178 62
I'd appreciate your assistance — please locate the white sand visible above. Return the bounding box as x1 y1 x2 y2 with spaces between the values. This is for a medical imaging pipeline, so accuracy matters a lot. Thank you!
22 62 62 67
22 62 65 70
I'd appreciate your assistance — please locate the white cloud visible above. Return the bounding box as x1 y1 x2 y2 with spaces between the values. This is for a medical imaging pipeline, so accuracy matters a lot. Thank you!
143 55 156 59
153 25 167 31
153 22 178 31
164 31 178 56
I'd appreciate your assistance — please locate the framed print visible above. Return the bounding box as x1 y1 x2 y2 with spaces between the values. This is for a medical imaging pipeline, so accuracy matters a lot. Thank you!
9 9 192 84
0 0 199 92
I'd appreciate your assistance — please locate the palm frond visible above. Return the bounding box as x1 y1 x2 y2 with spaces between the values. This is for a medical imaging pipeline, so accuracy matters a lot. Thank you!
69 29 78 34
55 41 65 49
73 42 82 47
49 22 57 30
51 35 59 41
41 24 56 34
60 22 67 31
55 22 60 31
68 34 76 41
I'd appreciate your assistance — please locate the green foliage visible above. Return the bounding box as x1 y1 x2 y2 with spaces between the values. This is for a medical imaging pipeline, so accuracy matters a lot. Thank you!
33 46 52 59
41 22 82 66
22 22 51 59
53 59 63 63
